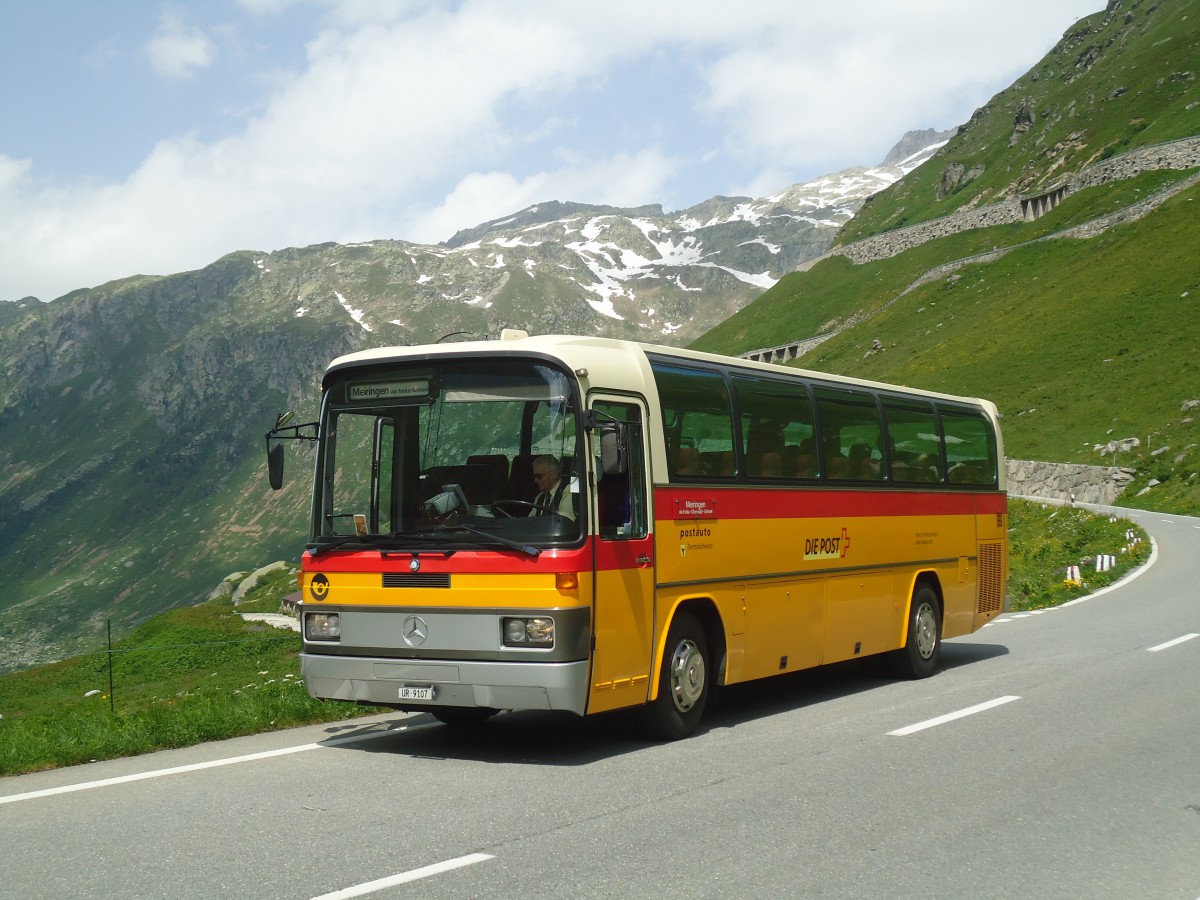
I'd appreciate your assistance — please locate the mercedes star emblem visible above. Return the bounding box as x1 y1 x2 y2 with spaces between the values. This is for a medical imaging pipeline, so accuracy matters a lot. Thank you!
402 615 428 647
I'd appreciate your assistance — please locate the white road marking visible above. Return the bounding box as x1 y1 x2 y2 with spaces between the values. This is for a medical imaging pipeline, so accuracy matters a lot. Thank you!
310 854 494 899
1147 633 1200 653
888 695 1021 736
0 726 401 805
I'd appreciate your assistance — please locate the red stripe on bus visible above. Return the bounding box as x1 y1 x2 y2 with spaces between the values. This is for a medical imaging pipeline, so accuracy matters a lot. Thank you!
303 545 593 575
300 489 1006 577
654 485 1005 520
303 541 647 577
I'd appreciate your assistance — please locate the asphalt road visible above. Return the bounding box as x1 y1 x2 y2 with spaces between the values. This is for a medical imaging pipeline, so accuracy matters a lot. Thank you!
3 507 1197 899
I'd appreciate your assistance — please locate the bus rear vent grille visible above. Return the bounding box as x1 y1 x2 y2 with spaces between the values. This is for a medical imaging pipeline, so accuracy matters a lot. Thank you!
382 572 451 589
977 541 1004 615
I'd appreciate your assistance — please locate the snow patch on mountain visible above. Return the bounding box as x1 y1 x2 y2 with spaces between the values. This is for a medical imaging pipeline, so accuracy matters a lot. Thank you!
299 130 949 345
335 290 371 332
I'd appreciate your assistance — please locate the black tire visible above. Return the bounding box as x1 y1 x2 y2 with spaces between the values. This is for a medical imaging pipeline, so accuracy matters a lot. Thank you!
890 582 942 678
432 706 497 727
644 610 709 740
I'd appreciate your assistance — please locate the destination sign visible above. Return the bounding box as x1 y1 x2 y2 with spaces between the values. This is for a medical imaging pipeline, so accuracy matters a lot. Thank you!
347 379 430 402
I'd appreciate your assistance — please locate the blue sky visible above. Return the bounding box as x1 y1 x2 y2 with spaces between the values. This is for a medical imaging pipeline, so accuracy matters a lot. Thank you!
0 0 1101 302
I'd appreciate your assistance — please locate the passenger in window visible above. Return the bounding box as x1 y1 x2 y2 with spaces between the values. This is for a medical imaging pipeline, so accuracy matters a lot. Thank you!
916 453 942 482
675 446 702 475
786 439 817 478
746 422 784 477
532 455 576 519
848 443 880 480
827 446 849 479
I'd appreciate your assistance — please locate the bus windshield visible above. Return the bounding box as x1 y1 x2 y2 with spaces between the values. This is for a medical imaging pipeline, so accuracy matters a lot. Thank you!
314 358 583 549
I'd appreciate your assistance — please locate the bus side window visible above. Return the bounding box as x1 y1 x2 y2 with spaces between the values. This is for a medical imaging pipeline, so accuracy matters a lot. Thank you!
940 406 998 486
650 363 735 482
814 387 885 482
882 399 943 484
732 374 816 480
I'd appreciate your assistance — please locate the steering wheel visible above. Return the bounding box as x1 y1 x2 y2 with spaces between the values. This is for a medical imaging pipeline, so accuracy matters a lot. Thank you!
492 499 540 518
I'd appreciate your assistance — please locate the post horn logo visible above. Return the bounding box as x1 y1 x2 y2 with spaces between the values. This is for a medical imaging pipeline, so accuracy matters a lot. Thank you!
309 573 330 601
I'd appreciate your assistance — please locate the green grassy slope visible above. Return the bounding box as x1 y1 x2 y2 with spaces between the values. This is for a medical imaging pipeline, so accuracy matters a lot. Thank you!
696 177 1200 512
807 185 1200 457
691 0 1200 514
692 169 1193 356
0 566 376 775
840 0 1200 243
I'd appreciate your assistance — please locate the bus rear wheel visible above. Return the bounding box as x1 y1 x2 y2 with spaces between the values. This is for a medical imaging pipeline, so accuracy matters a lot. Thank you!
644 610 708 740
891 582 941 678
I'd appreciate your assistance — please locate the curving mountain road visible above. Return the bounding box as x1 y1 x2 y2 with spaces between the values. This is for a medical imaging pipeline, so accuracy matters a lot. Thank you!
3 506 1197 899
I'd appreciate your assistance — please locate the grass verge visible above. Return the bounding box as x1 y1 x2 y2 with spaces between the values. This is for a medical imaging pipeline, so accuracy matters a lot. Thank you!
1007 498 1151 611
0 568 379 776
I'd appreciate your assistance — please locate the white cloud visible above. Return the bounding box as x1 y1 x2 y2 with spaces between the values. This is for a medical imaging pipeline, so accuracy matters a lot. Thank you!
0 154 33 192
144 11 217 79
412 149 679 243
695 0 1095 170
234 0 302 13
0 0 1101 301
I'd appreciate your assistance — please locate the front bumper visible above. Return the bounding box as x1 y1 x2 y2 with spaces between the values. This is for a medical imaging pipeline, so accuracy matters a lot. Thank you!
301 653 590 715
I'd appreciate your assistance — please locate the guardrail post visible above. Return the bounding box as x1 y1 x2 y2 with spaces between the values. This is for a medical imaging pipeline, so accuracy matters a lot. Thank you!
107 619 115 713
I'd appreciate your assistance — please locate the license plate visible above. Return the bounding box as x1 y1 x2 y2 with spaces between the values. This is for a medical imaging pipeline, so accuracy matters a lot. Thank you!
398 685 435 701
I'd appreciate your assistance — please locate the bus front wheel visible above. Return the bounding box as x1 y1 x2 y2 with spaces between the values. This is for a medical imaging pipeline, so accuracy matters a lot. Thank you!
645 610 709 740
891 582 941 678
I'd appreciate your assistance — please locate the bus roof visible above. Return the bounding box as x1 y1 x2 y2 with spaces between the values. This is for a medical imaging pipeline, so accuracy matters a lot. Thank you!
324 332 999 414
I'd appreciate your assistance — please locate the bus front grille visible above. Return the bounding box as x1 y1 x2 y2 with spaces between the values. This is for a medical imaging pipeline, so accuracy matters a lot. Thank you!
382 572 451 588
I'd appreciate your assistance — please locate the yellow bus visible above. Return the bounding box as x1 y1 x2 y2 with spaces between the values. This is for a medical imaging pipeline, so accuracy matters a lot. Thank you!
266 331 1007 739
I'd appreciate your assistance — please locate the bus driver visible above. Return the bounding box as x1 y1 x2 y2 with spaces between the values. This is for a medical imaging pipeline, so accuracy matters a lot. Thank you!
532 455 575 520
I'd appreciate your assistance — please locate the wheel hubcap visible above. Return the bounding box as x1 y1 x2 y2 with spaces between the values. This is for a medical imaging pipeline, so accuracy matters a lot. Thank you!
668 638 706 713
914 602 938 660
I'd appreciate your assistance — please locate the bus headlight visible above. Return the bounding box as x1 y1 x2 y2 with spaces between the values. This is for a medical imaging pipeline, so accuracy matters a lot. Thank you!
305 612 341 641
502 616 554 647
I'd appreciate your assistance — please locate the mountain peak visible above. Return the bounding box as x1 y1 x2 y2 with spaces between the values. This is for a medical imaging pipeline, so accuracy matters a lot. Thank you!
444 200 666 249
879 128 957 169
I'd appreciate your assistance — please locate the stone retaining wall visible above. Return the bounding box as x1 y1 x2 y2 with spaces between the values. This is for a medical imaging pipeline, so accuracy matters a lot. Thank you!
1006 458 1135 505
834 136 1200 267
1067 135 1200 193
837 202 1024 265
740 136 1200 364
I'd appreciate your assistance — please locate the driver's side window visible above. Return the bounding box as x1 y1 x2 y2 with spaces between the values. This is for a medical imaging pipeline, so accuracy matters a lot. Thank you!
593 401 647 540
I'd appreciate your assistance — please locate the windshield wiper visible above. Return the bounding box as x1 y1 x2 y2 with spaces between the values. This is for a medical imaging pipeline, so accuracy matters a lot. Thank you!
392 523 540 557
306 533 400 557
436 523 541 557
307 536 361 557
310 525 541 559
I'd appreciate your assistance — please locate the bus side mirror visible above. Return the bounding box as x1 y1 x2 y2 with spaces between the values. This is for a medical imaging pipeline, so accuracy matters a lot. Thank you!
600 423 628 476
268 442 285 490
265 410 317 490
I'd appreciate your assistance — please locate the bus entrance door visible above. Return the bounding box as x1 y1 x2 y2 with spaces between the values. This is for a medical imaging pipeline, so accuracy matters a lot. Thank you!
587 397 655 715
